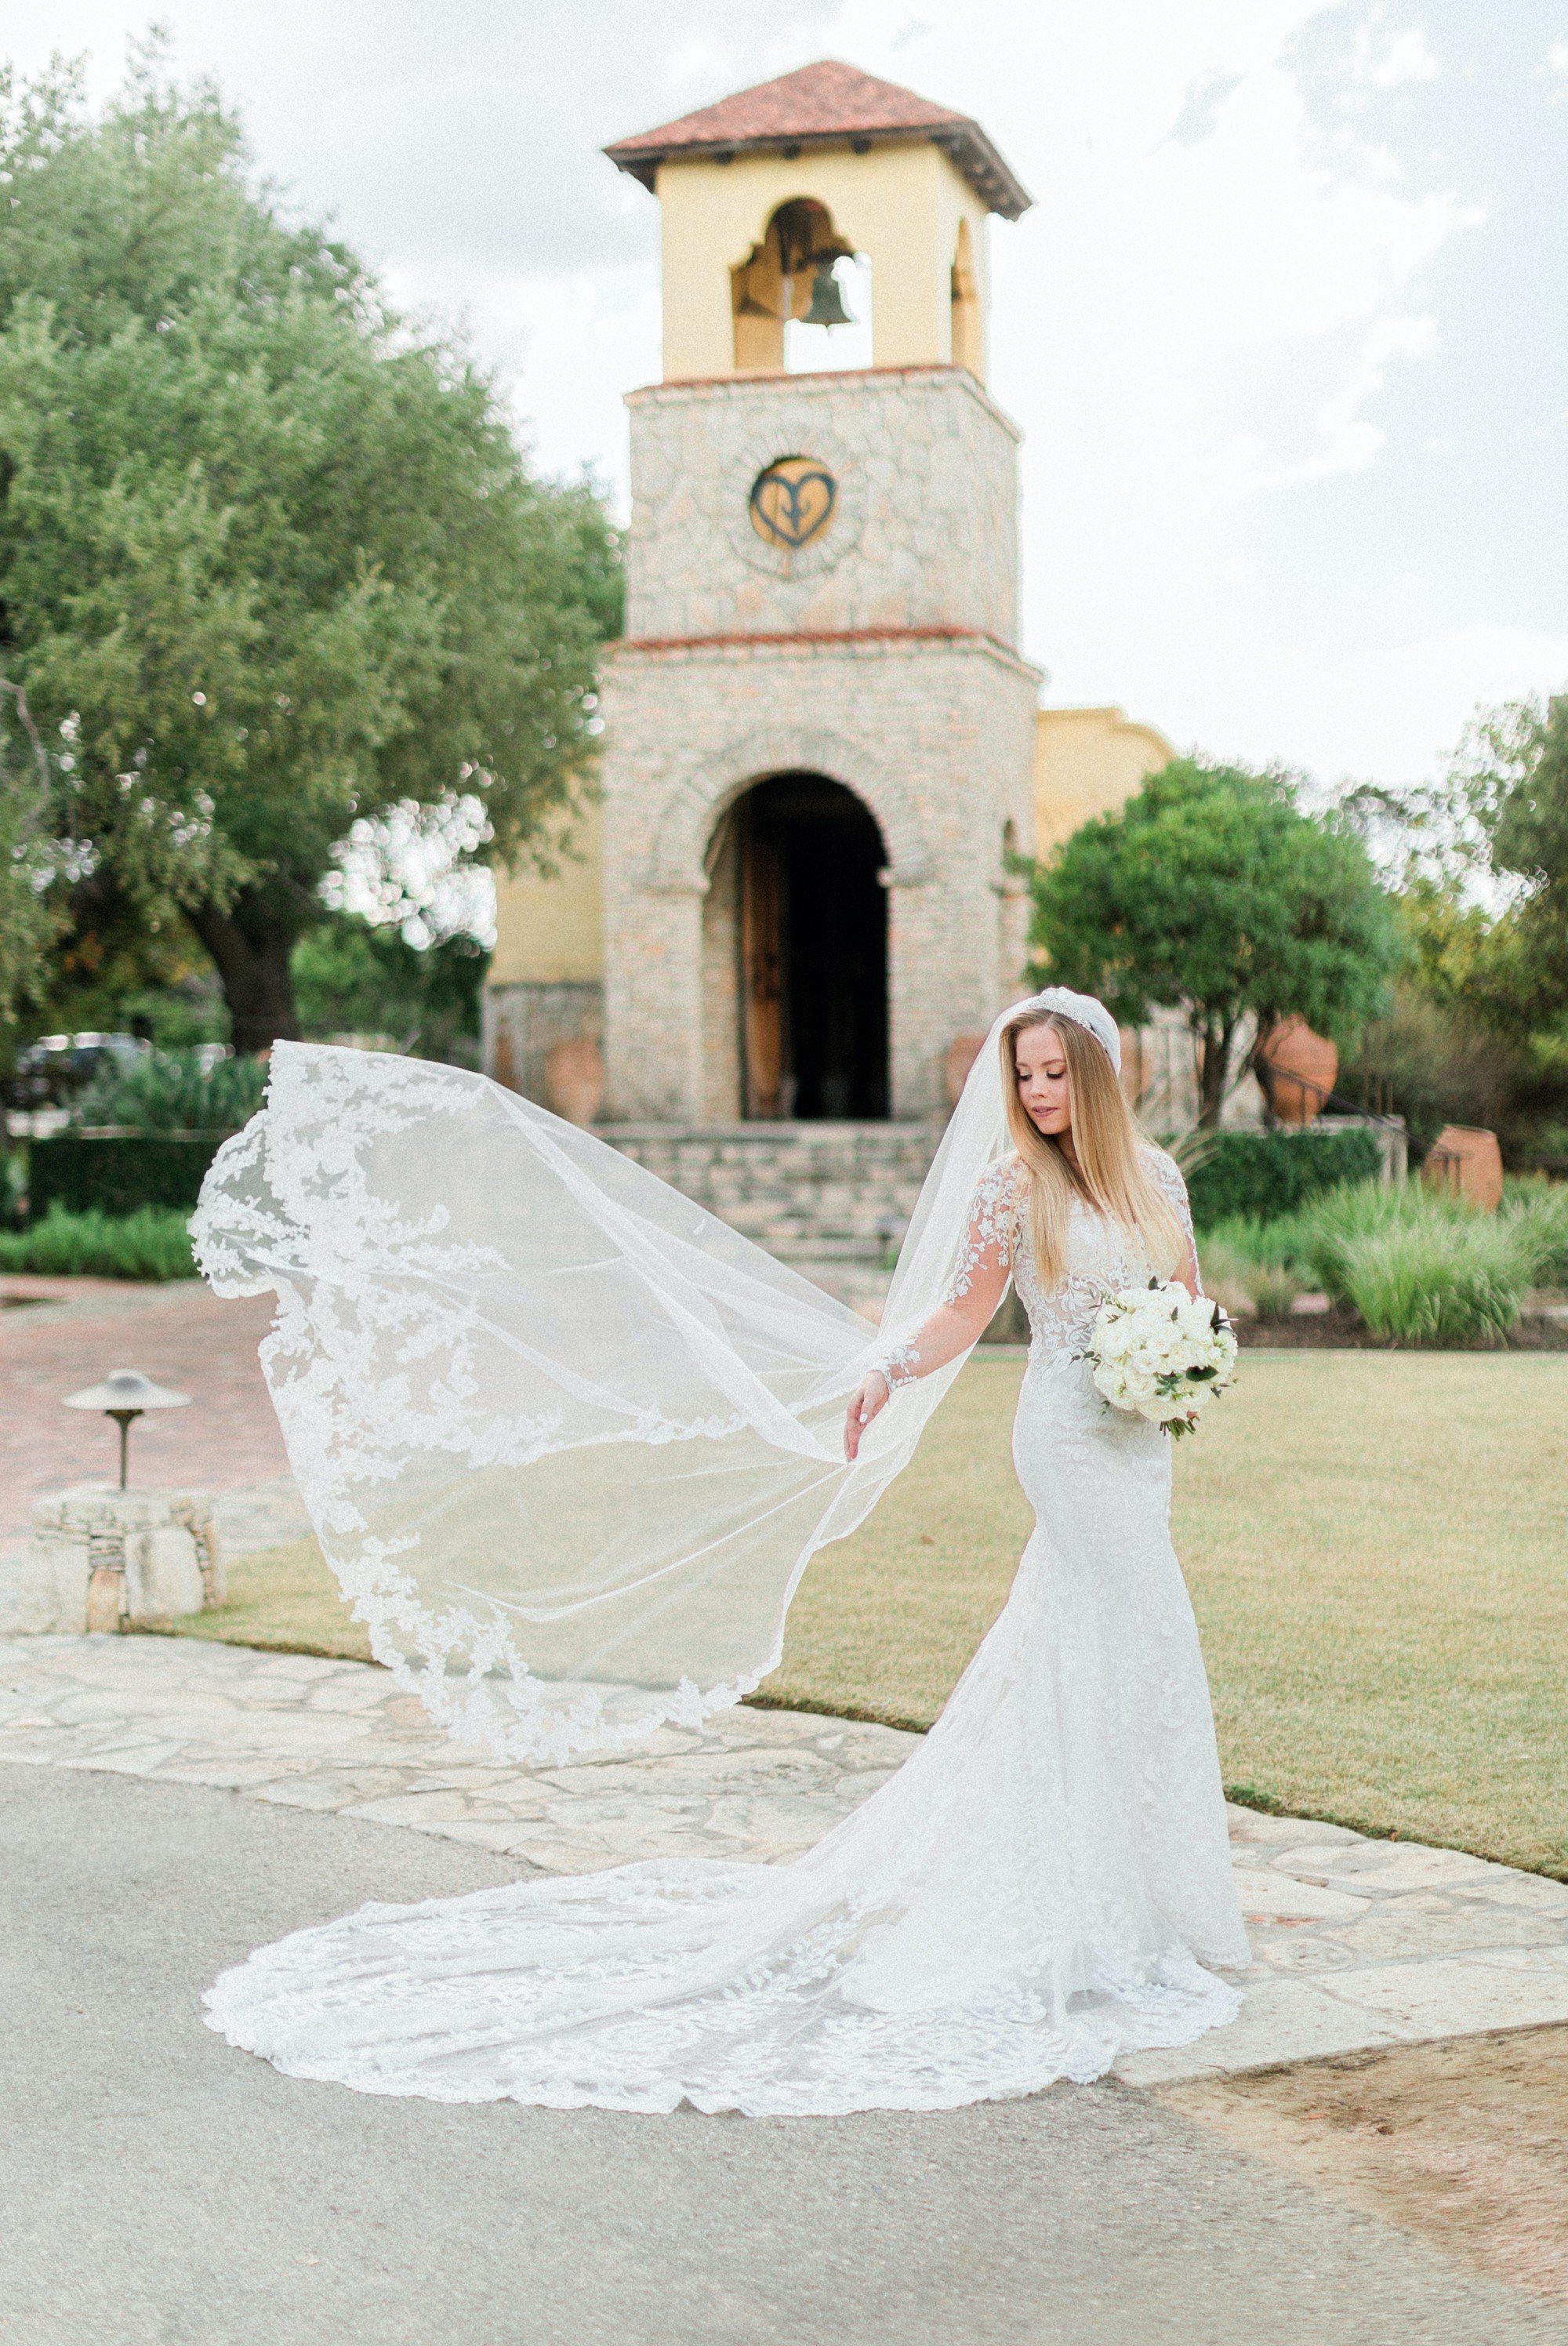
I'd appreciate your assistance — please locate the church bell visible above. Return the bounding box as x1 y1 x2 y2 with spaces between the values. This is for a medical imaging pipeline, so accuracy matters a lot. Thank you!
803 260 853 329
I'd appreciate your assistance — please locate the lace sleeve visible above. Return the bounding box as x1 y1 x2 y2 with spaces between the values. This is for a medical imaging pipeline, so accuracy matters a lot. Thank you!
941 1159 1019 1303
1147 1148 1203 1295
872 1160 1018 1389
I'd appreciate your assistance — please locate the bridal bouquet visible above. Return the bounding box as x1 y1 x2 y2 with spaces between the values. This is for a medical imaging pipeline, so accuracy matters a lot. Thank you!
1086 1280 1239 1438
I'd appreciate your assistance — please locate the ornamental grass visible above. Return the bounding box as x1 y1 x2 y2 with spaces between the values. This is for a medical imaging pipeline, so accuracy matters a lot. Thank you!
1196 1226 1305 1321
1294 1176 1566 1344
1336 1218 1533 1346
1504 1175 1568 1287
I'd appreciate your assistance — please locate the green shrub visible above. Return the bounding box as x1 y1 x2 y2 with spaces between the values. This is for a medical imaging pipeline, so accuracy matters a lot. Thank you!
28 1134 224 1220
71 1046 266 1134
1183 1128 1383 1229
1337 1218 1533 1346
0 1204 197 1280
1202 1173 1568 1338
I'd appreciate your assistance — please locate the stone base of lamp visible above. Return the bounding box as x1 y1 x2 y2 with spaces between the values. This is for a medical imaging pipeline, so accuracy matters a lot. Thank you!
2 1487 223 1635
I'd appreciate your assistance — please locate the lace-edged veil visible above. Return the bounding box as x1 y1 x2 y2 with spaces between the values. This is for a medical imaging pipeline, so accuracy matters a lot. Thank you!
191 1001 1062 1763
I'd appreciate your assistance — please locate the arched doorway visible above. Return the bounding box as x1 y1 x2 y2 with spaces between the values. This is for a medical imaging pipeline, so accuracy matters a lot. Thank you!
717 774 888 1120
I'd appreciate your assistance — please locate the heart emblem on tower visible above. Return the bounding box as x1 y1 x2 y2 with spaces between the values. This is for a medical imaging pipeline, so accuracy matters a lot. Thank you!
749 457 838 550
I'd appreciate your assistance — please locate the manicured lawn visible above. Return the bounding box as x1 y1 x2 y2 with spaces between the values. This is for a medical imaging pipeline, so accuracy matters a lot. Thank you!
765 1350 1568 1878
1174 1349 1568 1879
172 1532 374 1665
170 1349 1568 1878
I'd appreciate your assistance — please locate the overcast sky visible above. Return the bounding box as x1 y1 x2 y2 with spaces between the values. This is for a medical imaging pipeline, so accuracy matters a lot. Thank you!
7 0 1566 790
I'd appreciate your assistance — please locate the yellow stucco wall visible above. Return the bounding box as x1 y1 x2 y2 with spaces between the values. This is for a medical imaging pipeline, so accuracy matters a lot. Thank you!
488 799 604 985
1033 706 1176 855
655 143 989 380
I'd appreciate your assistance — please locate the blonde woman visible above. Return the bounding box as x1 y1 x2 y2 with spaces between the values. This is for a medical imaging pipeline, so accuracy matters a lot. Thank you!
197 989 1247 2112
846 993 1201 1458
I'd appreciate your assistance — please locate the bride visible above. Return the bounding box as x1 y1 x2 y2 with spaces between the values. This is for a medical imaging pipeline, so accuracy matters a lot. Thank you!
193 986 1249 2115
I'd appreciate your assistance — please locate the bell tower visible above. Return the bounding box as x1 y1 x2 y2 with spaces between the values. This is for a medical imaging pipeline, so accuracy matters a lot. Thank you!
616 60 1026 383
487 61 1041 1125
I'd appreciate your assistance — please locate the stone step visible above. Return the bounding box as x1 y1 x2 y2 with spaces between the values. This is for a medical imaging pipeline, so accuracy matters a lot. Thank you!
599 1121 943 1263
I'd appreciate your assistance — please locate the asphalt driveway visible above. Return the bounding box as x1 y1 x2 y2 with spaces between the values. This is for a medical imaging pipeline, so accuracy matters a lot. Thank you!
3 1763 1564 2346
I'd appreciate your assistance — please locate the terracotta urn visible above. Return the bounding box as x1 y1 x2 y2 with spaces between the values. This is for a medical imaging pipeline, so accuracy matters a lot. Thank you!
543 1037 605 1128
489 1026 519 1094
1259 1018 1338 1124
1116 1027 1144 1104
944 1033 989 1108
1421 1126 1503 1213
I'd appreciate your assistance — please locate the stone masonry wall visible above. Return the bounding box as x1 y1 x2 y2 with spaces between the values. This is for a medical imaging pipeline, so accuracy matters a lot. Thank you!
484 980 603 1109
598 630 1040 1121
624 368 1022 646
699 816 743 1122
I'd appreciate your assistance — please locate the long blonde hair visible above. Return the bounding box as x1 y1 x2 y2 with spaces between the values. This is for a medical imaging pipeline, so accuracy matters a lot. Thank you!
1000 1010 1184 1288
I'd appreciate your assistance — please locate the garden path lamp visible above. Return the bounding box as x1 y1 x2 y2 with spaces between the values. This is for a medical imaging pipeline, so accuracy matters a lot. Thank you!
63 1369 191 1490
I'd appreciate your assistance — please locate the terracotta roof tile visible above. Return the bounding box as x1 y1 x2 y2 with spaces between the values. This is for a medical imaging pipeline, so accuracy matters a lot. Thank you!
605 60 1030 220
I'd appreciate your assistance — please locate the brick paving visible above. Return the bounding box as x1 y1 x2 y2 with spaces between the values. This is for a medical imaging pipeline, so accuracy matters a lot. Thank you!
0 1278 289 1549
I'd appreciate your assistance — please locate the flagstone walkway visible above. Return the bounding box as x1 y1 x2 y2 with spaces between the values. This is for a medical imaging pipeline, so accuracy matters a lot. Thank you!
2 1629 1566 2088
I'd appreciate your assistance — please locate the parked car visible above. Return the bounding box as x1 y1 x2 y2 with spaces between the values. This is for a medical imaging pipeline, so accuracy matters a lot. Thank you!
5 1032 149 1114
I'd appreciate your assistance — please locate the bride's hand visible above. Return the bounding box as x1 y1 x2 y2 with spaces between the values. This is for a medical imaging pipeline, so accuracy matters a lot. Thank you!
844 1371 890 1463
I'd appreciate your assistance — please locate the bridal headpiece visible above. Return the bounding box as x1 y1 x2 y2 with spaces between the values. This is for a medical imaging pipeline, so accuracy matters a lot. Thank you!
1009 986 1122 1076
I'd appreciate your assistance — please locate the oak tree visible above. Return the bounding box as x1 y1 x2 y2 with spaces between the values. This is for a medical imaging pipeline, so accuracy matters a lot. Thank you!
0 53 619 1050
1030 758 1402 1125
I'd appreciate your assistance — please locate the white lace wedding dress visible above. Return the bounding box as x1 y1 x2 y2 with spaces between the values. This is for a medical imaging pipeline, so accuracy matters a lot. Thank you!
205 1149 1250 2115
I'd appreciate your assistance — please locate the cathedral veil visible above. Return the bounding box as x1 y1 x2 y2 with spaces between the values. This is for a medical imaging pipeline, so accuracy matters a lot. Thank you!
191 1026 1021 1763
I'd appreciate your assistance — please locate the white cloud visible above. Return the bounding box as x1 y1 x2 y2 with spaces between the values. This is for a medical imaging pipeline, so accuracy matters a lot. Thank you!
1165 69 1247 147
1229 312 1439 495
1172 623 1568 785
1352 21 1440 89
